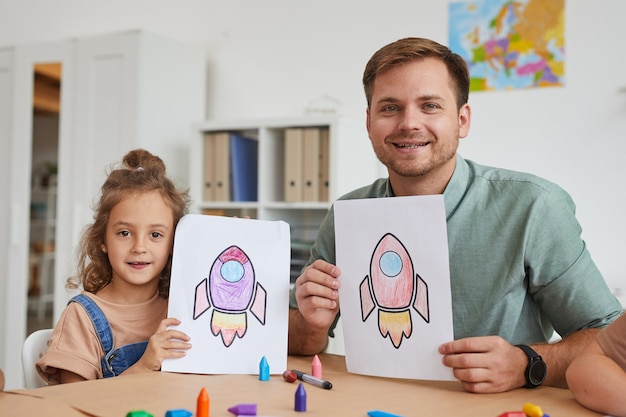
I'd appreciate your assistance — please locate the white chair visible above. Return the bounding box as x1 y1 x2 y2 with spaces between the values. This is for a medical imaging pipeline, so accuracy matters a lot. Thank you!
22 328 53 388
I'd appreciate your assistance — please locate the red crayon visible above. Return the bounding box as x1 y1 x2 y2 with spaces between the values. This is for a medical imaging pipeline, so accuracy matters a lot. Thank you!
283 370 297 383
197 387 210 417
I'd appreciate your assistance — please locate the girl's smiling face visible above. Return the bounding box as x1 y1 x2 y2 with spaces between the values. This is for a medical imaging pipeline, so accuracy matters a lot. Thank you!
103 190 174 299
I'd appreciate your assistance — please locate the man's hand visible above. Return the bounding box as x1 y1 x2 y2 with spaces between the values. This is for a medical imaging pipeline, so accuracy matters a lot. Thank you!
439 336 527 393
288 260 341 355
294 260 341 330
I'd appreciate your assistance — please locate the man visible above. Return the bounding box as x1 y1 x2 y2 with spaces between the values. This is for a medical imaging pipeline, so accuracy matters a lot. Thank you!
288 37 622 393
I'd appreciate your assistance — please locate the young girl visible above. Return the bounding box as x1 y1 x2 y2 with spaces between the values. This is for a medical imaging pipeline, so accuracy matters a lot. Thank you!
37 149 192 384
566 313 626 416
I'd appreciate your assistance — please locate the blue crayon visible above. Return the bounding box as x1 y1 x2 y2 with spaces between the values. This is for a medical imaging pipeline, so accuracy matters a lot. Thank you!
367 411 405 417
259 355 270 381
165 410 192 417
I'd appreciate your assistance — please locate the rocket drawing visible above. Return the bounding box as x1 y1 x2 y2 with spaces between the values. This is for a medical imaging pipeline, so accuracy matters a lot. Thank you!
360 233 429 349
193 245 267 347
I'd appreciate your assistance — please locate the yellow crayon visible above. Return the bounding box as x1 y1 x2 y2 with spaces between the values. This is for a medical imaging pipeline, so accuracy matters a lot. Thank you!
522 402 543 417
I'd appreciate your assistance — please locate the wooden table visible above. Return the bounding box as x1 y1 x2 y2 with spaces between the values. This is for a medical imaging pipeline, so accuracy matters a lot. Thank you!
1 354 601 417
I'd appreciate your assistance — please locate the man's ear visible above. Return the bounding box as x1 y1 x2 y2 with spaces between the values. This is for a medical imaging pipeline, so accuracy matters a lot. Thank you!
458 103 471 139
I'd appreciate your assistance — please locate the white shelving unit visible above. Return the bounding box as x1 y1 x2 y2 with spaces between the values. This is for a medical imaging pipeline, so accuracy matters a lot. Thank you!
190 116 379 356
189 116 382 243
28 180 56 321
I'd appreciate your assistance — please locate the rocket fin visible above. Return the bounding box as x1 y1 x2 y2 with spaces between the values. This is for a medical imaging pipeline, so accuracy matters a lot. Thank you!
413 273 430 323
360 276 375 322
250 283 267 325
193 278 211 320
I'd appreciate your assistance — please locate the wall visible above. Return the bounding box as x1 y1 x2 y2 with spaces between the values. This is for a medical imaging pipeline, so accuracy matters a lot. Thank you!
0 0 624 326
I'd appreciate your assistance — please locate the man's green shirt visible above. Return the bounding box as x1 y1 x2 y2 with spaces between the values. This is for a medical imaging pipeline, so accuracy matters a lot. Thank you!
290 154 622 343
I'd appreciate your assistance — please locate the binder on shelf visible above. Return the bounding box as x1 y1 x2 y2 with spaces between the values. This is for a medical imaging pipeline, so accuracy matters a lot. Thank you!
302 128 321 201
230 133 258 202
201 208 227 216
202 133 216 201
319 127 330 202
213 132 232 201
284 128 304 202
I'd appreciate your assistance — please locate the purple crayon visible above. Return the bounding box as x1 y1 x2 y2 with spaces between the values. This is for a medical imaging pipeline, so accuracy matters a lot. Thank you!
227 403 257 416
294 382 306 412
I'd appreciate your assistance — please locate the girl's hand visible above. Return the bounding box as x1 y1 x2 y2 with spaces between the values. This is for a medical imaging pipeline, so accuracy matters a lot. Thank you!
126 317 191 374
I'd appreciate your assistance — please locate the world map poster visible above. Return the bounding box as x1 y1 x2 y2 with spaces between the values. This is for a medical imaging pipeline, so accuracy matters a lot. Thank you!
449 0 565 91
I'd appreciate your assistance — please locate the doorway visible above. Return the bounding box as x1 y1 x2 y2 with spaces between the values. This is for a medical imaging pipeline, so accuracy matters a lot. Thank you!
27 63 61 335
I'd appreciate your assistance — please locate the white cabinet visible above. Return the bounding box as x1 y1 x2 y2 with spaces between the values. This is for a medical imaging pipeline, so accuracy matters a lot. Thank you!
28 181 57 321
0 30 205 389
189 116 382 243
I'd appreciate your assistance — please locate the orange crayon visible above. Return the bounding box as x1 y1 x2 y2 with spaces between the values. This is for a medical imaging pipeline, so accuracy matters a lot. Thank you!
197 387 210 417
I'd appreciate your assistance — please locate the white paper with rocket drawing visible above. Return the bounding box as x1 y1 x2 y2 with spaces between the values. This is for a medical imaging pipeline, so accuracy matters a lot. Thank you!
335 195 454 380
162 214 290 375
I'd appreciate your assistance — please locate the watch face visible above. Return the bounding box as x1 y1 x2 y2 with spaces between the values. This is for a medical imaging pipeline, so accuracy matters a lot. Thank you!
529 360 547 385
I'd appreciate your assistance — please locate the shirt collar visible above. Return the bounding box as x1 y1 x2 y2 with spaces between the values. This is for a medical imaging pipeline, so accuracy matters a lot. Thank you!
443 154 470 220
383 153 469 220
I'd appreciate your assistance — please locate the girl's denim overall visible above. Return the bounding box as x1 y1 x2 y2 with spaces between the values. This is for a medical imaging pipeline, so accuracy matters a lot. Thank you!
70 294 148 378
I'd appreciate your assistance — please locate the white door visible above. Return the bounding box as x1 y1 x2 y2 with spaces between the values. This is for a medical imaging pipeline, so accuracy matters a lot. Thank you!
0 41 74 390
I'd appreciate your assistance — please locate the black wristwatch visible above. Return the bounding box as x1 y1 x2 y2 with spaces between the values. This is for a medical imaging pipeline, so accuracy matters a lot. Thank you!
515 344 546 388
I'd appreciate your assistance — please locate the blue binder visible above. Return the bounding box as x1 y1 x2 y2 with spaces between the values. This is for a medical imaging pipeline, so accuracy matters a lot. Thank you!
230 134 258 201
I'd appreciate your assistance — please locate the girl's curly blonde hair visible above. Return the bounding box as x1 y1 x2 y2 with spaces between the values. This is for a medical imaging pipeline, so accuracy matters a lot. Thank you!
67 149 190 298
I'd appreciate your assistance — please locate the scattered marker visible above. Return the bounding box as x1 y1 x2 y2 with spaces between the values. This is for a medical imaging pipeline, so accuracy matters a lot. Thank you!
282 370 297 383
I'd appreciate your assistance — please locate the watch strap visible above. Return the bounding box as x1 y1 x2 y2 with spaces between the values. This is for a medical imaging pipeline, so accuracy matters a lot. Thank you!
515 344 539 360
515 344 545 388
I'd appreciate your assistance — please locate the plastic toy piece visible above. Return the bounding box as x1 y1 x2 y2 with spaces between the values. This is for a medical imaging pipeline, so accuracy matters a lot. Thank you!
228 403 257 416
294 382 307 412
497 412 525 417
197 387 210 417
311 354 322 378
259 356 270 381
522 403 544 417
282 370 297 383
165 410 192 417
125 411 153 417
367 411 406 417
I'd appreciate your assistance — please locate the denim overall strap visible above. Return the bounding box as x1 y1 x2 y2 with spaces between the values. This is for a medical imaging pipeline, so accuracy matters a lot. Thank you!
69 294 149 378
69 294 116 377
69 294 114 353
